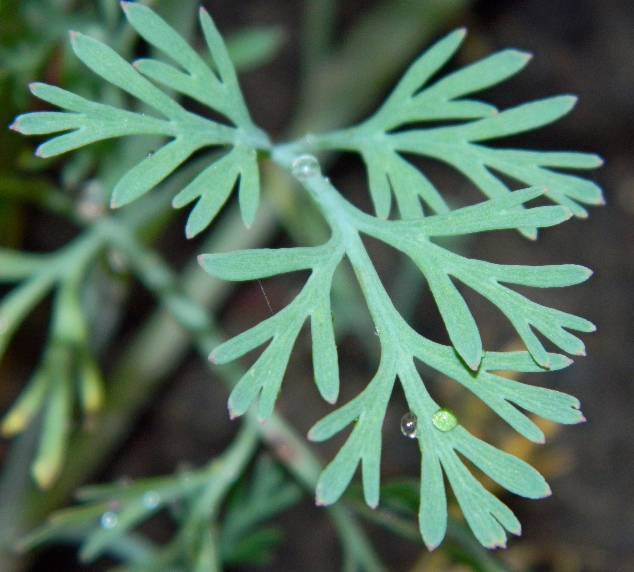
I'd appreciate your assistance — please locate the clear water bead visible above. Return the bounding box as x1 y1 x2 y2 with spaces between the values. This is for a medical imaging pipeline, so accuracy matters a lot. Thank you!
291 154 321 180
142 491 160 510
431 408 458 432
100 511 118 529
400 412 417 438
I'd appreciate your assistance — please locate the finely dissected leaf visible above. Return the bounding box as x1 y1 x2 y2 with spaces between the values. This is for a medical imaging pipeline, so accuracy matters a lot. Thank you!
8 4 603 554
445 454 521 549
452 428 550 498
12 3 269 234
295 29 603 221
313 356 395 508
171 145 260 237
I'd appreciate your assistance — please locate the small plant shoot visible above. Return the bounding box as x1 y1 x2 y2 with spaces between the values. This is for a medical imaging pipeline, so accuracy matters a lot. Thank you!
4 1 602 566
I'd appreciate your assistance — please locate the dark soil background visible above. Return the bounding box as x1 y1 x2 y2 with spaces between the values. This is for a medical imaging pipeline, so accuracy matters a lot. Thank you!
12 0 634 570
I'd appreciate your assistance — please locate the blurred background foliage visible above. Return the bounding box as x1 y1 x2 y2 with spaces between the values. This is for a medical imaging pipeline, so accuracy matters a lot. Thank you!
0 0 632 570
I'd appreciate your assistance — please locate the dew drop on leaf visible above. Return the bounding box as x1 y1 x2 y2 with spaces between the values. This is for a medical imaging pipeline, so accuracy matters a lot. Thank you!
100 511 118 529
142 491 160 509
400 412 417 438
431 408 458 432
291 154 321 180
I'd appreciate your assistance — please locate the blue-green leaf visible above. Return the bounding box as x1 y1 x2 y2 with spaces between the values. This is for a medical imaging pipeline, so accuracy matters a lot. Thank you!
169 145 259 236
199 246 323 281
452 428 550 498
419 450 447 550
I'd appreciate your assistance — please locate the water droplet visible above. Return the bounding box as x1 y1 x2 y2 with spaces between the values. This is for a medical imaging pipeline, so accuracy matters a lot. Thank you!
142 491 160 509
400 412 417 438
431 408 458 432
100 511 118 529
291 154 321 180
147 150 155 157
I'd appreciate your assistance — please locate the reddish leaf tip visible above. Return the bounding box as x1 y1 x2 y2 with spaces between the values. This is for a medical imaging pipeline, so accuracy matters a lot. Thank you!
8 120 19 132
208 353 216 364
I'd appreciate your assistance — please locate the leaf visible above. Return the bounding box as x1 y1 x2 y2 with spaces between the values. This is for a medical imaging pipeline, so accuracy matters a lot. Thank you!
304 29 603 219
31 344 73 489
199 245 326 280
9 4 602 553
419 449 447 551
12 3 268 233
310 294 339 403
452 428 550 499
171 145 259 237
